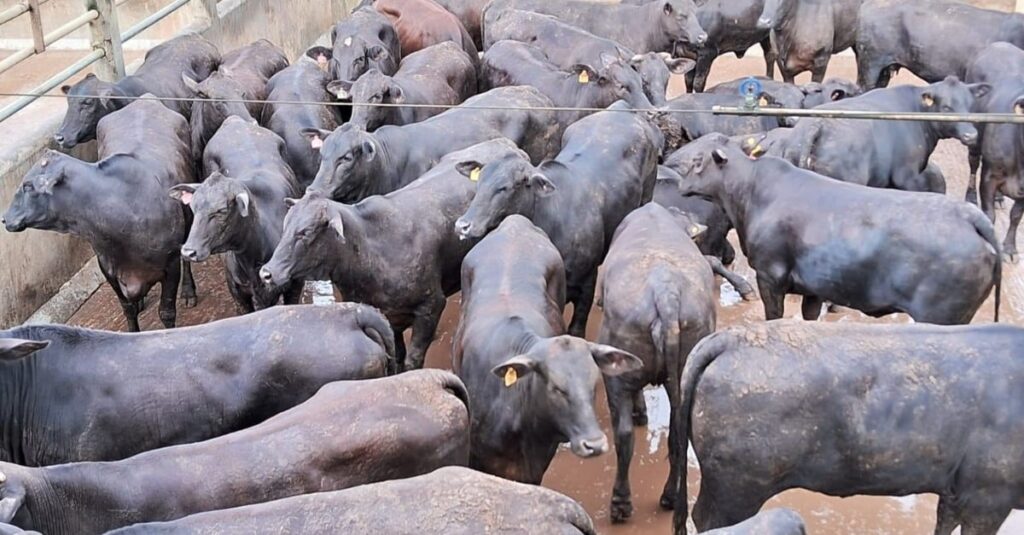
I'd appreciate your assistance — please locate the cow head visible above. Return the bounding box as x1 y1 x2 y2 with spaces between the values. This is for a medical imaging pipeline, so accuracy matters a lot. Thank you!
170 172 253 263
583 54 660 110
454 153 554 240
799 78 861 109
303 123 379 201
342 69 404 130
0 339 49 361
54 74 120 149
919 77 990 146
659 0 707 49
665 133 741 199
0 466 26 526
184 71 256 157
259 192 343 288
2 151 76 234
329 34 393 84
630 52 695 106
492 333 642 458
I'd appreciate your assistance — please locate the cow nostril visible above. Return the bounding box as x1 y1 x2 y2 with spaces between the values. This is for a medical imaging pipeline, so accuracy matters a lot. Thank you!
697 32 708 44
259 268 273 284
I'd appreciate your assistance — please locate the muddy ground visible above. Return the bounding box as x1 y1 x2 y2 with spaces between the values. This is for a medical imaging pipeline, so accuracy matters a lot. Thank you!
66 55 1024 534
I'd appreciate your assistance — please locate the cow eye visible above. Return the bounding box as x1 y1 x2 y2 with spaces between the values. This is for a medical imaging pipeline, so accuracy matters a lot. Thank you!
22 183 33 193
495 186 509 194
340 153 353 163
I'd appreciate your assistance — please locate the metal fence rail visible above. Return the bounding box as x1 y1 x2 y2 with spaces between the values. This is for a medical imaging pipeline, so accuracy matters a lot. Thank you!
0 0 205 124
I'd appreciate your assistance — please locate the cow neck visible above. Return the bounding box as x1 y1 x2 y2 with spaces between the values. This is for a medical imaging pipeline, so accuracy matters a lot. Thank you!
223 186 275 265
325 203 371 285
715 157 761 234
113 76 147 105
2 463 67 534
48 156 131 241
638 3 670 53
369 128 405 196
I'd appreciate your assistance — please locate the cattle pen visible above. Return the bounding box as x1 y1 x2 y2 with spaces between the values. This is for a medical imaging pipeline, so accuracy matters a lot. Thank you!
2 0 1024 534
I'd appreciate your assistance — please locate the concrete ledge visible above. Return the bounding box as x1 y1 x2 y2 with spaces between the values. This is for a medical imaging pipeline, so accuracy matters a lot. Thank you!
24 257 104 325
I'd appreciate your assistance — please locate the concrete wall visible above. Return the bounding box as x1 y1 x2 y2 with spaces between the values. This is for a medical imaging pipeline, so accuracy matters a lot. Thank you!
0 0 359 328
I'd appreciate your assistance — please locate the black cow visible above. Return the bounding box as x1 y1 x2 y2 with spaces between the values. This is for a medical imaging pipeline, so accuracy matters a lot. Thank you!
170 117 303 312
3 98 195 332
303 86 560 202
0 370 468 535
666 89 787 142
483 0 707 55
758 0 863 83
454 215 642 484
672 321 1024 534
56 33 220 149
598 203 716 523
184 39 289 158
680 0 774 93
323 3 401 82
335 41 477 130
766 78 988 193
261 53 341 188
260 139 525 371
669 134 1001 324
654 166 756 299
0 304 393 466
481 40 658 128
455 104 663 337
965 42 1024 260
433 0 492 49
709 76 860 109
856 0 1024 89
110 467 596 534
704 509 807 535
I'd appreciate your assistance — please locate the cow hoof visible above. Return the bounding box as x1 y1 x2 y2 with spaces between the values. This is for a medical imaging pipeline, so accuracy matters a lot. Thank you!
659 493 676 511
610 500 634 523
1004 251 1019 264
181 295 198 308
632 412 648 426
739 287 758 301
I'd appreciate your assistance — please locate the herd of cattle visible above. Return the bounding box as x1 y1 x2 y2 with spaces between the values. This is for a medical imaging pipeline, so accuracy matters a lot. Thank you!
1 0 1023 533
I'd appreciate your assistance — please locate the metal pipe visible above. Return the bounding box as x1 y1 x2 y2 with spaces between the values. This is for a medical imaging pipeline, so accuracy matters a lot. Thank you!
0 49 104 123
120 0 189 41
0 2 29 26
0 9 99 76
712 105 1024 124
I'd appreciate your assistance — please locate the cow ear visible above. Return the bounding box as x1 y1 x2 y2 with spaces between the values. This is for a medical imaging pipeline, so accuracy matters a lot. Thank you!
969 83 992 100
61 85 72 95
0 476 25 524
921 92 935 108
530 173 556 196
491 355 539 387
328 213 346 242
181 73 200 93
284 197 299 208
456 161 484 180
688 222 707 238
830 88 848 101
301 128 333 150
711 148 729 166
589 343 643 376
598 52 618 69
360 141 376 161
387 83 405 104
757 91 781 108
367 45 390 62
39 170 66 195
168 183 198 205
666 57 696 74
0 339 49 360
663 1 674 15
327 80 352 101
306 46 333 71
571 64 598 85
235 192 251 217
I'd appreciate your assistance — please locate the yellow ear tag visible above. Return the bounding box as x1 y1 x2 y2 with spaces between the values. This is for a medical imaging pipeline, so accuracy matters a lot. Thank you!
469 167 481 182
758 96 769 107
504 367 518 387
578 70 590 84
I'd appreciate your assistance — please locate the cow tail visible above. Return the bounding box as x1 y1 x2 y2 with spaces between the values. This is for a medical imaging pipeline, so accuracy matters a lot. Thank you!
967 208 1002 322
651 274 683 418
672 331 733 535
355 304 398 375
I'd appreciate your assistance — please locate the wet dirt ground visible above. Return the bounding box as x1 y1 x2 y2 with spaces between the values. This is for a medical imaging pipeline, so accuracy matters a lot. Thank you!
65 55 1024 533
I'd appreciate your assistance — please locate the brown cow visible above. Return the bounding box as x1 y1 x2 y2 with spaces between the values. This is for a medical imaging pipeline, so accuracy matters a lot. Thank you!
374 0 479 61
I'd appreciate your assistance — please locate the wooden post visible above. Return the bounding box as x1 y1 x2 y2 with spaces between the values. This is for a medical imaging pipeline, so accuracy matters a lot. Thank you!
85 0 125 80
26 0 45 53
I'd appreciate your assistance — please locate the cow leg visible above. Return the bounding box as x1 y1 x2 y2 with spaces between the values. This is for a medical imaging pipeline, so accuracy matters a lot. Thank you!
690 47 718 93
632 389 648 426
660 360 684 511
607 379 636 523
282 281 304 305
98 260 142 332
966 146 982 205
756 273 786 320
159 258 181 329
979 167 999 222
180 259 197 308
705 256 756 301
801 295 823 320
935 494 962 535
393 327 408 372
692 473 770 531
568 271 598 338
810 55 829 84
1003 200 1024 263
404 295 445 370
960 508 1011 535
760 38 776 79
226 270 256 314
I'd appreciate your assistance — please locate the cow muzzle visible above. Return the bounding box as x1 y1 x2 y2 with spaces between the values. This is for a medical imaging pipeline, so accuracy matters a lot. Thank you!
258 266 276 286
694 32 709 46
571 434 609 458
180 246 206 263
960 130 979 146
454 218 474 240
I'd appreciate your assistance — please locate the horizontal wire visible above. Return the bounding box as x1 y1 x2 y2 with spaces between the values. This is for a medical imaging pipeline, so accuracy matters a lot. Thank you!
3 91 1024 124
